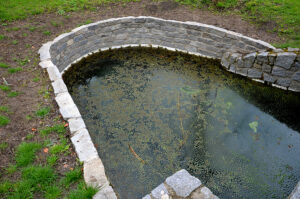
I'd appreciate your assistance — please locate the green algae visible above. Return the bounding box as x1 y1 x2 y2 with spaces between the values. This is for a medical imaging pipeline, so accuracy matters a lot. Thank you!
63 47 300 199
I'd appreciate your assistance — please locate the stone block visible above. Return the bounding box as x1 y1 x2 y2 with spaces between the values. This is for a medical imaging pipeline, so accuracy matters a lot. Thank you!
191 187 219 199
272 66 287 77
93 185 117 199
51 79 68 95
247 69 262 79
229 64 236 73
257 52 269 64
276 78 291 87
221 56 230 69
289 81 300 92
262 63 272 73
39 60 55 69
274 52 296 69
165 169 201 198
236 67 248 76
151 183 169 199
84 157 109 188
71 128 99 163
287 47 299 52
263 73 276 83
243 52 256 68
295 62 300 69
68 117 86 134
59 104 81 119
292 71 300 82
253 63 262 70
47 66 61 82
289 181 300 199
142 195 151 199
38 42 52 61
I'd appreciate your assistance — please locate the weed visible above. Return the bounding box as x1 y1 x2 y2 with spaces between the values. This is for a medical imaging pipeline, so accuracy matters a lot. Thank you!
7 91 19 97
6 164 17 174
15 142 42 167
0 106 9 112
28 26 37 32
0 115 10 126
33 77 40 82
43 30 51 35
6 27 20 31
50 143 69 155
67 182 98 199
0 181 13 193
61 169 82 188
0 142 8 151
8 67 22 73
25 114 33 120
78 19 92 27
18 58 30 66
57 9 66 16
23 33 28 37
9 180 34 198
35 107 51 117
0 34 5 40
0 84 11 92
26 133 35 140
0 62 10 68
11 40 18 45
40 124 66 136
47 155 58 166
22 166 57 187
44 185 61 199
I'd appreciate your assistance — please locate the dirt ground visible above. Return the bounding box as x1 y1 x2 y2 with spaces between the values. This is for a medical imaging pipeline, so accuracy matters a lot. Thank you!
0 0 281 195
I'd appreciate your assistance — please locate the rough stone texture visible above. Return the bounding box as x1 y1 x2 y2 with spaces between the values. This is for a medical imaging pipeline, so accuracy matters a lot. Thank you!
165 169 201 198
59 104 81 119
51 79 68 95
55 92 75 108
84 157 109 188
247 68 262 78
191 187 219 199
39 60 54 69
93 185 117 199
272 66 287 77
151 183 169 199
262 63 272 73
263 73 276 83
292 71 300 82
243 52 256 68
257 51 268 64
289 181 300 199
289 81 300 92
274 52 296 69
142 195 152 199
68 117 86 134
71 128 99 163
47 66 61 82
276 78 291 87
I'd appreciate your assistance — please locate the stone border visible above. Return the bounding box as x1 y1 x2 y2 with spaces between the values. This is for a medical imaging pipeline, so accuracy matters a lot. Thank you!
38 16 299 198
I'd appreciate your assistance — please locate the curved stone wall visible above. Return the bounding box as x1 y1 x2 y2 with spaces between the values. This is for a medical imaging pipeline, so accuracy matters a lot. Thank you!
38 16 299 198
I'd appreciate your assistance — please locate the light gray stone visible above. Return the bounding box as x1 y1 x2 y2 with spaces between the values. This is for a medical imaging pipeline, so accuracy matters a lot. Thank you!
68 117 86 134
71 128 99 163
289 81 300 92
253 63 262 70
59 104 81 119
191 187 219 199
39 60 55 69
55 92 74 108
142 195 151 199
84 157 109 188
243 52 256 68
236 67 248 76
274 52 296 69
229 64 236 73
257 51 268 64
38 42 52 61
292 71 300 82
273 49 283 53
276 78 291 87
165 169 201 198
262 63 272 73
221 57 230 69
289 181 300 199
93 185 117 199
47 66 61 82
287 47 299 52
247 69 262 79
263 73 276 83
295 62 300 69
51 79 68 95
272 66 287 77
151 183 169 199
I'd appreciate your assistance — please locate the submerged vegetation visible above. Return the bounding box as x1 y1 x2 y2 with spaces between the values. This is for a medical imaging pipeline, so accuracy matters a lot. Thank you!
64 47 300 198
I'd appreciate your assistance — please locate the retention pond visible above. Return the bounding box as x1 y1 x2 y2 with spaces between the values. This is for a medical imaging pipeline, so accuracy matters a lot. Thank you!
63 47 300 199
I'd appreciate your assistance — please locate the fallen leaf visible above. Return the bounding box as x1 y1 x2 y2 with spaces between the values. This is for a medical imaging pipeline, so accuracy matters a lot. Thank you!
63 164 68 168
64 123 69 127
31 128 37 132
70 167 74 171
43 148 48 153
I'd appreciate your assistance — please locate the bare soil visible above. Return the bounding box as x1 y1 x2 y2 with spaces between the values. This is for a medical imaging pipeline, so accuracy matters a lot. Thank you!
0 0 281 196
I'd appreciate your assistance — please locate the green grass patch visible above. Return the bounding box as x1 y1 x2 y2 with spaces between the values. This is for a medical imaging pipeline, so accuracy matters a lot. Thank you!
22 165 57 187
0 181 13 194
25 133 35 140
32 77 40 82
8 67 22 73
50 143 70 155
0 115 10 126
61 169 82 188
6 164 17 174
43 30 51 35
0 34 5 40
15 142 42 167
47 155 58 166
0 84 10 92
44 185 62 199
35 107 51 117
0 105 9 112
7 91 19 97
0 62 10 68
11 40 18 45
40 124 66 136
67 182 98 199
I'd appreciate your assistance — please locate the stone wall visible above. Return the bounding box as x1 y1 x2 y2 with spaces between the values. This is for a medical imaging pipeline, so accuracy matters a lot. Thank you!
46 16 274 73
221 48 300 92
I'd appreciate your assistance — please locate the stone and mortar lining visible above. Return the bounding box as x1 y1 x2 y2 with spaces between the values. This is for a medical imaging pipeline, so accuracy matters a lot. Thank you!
38 16 300 198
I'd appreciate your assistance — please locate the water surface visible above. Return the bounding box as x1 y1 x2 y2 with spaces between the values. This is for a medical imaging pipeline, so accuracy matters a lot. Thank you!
63 47 300 199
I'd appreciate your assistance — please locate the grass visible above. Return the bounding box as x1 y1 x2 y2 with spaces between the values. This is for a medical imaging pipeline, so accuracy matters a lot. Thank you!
40 124 66 136
0 34 5 40
7 91 19 97
8 67 22 73
15 142 42 167
35 107 51 117
0 142 8 151
0 115 10 126
0 62 9 68
0 106 9 112
0 85 11 92
67 182 98 199
43 30 51 35
61 169 82 188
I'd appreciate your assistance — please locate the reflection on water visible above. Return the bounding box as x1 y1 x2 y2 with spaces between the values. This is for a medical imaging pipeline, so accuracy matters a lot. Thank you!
63 47 300 199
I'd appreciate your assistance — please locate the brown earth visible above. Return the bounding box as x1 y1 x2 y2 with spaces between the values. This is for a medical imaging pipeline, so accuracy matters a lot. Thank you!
0 0 281 197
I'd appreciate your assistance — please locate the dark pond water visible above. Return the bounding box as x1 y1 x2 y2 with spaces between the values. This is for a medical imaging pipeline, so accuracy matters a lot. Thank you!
63 47 300 199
